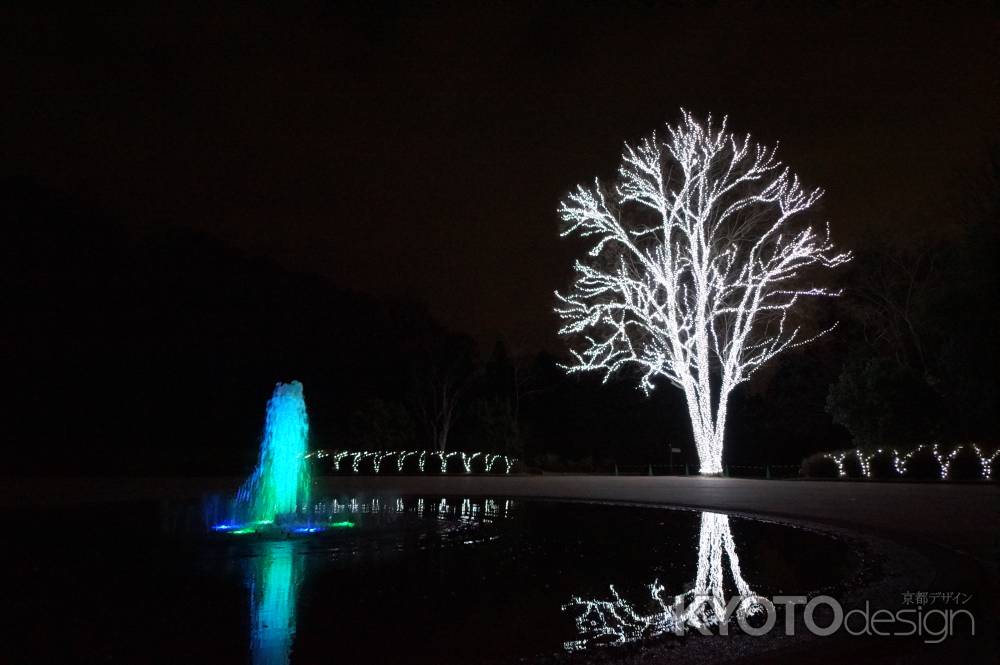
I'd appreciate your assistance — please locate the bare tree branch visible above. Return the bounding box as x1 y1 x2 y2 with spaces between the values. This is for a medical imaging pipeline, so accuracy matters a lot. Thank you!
556 111 850 473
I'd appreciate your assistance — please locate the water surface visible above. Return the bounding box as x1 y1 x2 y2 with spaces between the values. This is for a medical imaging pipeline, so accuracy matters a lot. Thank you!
2 496 859 664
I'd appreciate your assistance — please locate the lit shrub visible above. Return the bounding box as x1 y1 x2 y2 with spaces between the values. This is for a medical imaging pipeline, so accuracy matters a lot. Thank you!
946 447 985 480
867 452 899 479
800 453 839 478
901 447 941 479
841 453 864 478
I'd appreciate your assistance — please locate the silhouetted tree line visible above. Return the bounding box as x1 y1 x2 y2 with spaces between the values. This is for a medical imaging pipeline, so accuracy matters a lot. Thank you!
824 150 1000 453
3 154 997 475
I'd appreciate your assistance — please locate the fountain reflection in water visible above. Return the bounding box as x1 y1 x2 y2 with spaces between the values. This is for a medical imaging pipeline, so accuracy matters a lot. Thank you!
229 496 512 665
236 381 312 525
245 541 304 665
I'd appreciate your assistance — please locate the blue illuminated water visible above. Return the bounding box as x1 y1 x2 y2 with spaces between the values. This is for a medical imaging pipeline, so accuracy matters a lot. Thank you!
235 381 312 525
246 540 303 665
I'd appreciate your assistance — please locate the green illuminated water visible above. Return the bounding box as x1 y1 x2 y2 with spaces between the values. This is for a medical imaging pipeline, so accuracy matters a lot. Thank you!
236 381 312 524
246 540 303 665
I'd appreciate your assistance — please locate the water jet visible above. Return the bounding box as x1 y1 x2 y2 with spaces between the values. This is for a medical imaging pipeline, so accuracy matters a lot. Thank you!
234 381 312 526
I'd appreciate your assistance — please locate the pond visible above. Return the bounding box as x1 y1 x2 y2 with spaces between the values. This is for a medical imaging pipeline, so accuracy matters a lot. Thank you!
3 495 861 664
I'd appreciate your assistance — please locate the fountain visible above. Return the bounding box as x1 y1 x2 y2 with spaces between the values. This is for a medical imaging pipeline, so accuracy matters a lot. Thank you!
234 381 312 526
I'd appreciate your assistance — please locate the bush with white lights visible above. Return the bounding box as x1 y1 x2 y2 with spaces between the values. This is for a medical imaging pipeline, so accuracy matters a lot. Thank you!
802 444 997 480
306 449 517 475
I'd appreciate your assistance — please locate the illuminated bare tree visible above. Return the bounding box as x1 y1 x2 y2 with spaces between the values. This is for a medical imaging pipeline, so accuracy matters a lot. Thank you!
556 111 850 474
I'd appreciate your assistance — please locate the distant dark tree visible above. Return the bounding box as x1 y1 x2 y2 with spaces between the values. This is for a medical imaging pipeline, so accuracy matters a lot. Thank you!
477 340 547 458
829 147 1000 446
843 240 939 375
467 397 521 457
408 333 477 452
728 349 848 465
826 357 939 449
349 398 415 451
933 149 1000 438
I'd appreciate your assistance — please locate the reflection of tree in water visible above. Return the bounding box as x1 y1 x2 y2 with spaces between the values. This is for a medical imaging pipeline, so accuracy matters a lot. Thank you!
563 511 761 651
245 540 304 665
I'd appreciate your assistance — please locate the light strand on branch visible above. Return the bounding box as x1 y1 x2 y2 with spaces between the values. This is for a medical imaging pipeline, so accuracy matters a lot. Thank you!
306 449 518 474
563 512 760 651
822 443 997 480
556 110 849 474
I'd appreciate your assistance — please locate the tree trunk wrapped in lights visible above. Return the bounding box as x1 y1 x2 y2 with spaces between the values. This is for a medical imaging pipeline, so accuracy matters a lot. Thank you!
556 111 850 474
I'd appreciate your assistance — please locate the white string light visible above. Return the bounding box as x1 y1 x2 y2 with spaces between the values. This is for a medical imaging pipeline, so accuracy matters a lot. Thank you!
563 512 759 650
556 110 849 474
395 451 418 472
307 495 513 523
309 449 518 475
822 443 997 480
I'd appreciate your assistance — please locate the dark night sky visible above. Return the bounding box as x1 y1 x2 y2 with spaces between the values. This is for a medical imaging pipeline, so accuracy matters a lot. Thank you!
3 2 996 350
